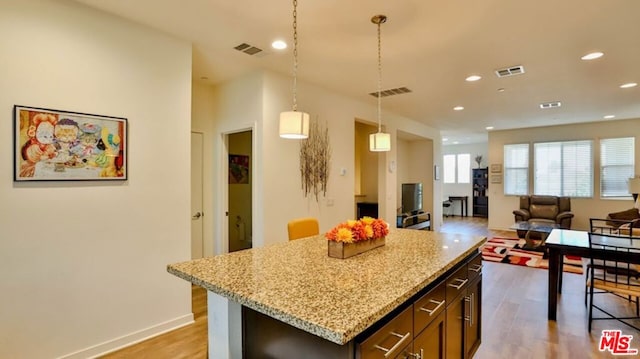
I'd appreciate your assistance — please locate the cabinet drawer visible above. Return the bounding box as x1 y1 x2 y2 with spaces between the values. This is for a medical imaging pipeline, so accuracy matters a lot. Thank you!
359 306 413 359
467 252 482 281
445 264 469 303
413 281 446 335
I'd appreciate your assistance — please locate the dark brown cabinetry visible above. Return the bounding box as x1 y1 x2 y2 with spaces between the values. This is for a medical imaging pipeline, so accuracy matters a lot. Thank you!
358 252 482 359
472 168 488 217
445 253 482 359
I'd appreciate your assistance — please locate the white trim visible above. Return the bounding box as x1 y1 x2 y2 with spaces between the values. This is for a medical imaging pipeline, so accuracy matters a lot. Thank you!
57 314 194 359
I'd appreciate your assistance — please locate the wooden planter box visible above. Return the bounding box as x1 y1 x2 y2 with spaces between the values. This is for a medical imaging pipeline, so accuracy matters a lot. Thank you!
327 237 386 259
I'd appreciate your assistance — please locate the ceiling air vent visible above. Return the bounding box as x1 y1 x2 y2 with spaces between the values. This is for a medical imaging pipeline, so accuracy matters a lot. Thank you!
495 65 525 78
234 43 263 56
369 87 412 98
540 101 562 109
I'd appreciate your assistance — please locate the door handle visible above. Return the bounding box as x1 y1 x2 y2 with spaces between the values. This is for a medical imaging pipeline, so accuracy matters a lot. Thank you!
192 212 202 219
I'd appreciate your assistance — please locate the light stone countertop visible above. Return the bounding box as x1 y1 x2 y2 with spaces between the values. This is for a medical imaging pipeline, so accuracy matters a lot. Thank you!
167 228 486 345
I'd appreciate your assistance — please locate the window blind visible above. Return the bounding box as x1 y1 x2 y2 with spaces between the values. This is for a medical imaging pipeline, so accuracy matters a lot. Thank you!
504 143 529 195
600 137 634 197
534 140 593 197
443 154 455 183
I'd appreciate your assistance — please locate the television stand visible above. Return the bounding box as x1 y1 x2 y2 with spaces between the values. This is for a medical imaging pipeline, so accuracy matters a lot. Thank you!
397 211 431 230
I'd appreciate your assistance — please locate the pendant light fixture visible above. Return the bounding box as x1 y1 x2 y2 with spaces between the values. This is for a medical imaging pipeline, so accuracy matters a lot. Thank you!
279 0 309 139
369 14 391 152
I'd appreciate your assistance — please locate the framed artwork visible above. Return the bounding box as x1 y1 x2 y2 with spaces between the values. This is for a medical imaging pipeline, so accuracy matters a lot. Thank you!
490 164 502 173
14 105 127 181
490 174 502 184
229 154 250 184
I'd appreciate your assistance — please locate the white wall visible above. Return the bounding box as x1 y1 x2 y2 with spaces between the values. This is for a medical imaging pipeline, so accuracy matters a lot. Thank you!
208 70 441 247
0 1 193 358
488 118 640 231
397 139 435 216
210 72 264 252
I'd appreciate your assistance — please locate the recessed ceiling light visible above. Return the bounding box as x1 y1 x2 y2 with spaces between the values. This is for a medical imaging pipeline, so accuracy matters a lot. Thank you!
453 106 464 111
271 40 287 50
453 141 459 144
443 138 449 142
620 82 638 89
486 126 494 130
465 75 482 82
604 115 616 119
581 52 604 60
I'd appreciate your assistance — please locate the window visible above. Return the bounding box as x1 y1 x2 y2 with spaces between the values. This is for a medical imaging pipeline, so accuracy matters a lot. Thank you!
534 140 593 197
443 154 456 183
443 153 470 184
600 137 634 197
504 144 529 195
457 154 470 183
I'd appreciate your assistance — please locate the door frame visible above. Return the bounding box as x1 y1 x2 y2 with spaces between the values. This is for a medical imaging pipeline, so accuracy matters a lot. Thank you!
219 124 257 254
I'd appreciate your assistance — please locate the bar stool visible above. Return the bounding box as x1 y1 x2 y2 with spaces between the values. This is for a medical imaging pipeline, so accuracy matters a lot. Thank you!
443 200 453 217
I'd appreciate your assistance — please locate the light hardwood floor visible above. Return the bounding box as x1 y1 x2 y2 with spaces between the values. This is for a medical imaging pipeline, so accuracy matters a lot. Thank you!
101 216 640 358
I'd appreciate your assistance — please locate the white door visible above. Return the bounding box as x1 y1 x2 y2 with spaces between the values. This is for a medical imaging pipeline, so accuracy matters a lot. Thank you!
191 132 204 259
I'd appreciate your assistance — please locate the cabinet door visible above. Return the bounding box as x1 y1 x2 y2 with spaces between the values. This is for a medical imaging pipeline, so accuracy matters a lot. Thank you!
465 277 482 358
413 311 445 359
445 294 464 359
359 306 413 359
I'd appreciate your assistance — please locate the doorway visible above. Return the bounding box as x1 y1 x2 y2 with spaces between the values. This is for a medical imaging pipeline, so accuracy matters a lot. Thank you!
226 130 253 252
191 131 204 259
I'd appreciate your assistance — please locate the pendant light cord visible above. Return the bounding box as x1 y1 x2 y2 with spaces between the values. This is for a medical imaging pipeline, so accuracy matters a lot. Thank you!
376 19 382 132
292 0 299 112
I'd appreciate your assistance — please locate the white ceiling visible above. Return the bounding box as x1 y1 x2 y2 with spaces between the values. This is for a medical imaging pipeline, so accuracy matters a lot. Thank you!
73 0 640 144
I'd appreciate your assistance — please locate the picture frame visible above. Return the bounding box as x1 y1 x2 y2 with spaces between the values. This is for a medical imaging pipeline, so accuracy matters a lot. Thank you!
229 154 250 184
490 164 502 173
14 105 127 181
490 174 502 184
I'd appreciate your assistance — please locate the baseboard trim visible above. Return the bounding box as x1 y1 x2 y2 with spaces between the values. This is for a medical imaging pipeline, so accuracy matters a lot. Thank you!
57 314 195 359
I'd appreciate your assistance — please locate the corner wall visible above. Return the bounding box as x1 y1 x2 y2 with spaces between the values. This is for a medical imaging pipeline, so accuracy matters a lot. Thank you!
0 1 193 358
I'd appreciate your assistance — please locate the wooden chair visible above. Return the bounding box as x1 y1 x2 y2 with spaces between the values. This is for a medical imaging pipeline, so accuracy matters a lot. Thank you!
287 217 319 240
585 219 640 332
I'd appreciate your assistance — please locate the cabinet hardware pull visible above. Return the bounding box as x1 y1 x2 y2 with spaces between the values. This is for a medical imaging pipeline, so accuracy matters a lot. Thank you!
470 292 474 326
464 295 471 323
447 278 468 290
419 299 445 316
470 264 482 273
374 331 412 358
407 349 423 359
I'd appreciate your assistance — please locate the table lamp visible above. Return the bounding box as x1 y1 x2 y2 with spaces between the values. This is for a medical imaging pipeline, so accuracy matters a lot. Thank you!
628 177 640 209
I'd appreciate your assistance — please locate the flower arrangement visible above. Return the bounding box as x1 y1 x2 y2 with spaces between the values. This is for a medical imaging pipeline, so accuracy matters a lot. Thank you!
325 217 389 243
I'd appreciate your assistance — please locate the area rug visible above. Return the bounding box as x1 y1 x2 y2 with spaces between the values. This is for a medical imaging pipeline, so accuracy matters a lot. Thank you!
481 237 583 274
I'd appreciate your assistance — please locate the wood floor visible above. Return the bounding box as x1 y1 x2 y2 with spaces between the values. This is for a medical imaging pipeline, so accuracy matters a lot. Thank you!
100 216 640 358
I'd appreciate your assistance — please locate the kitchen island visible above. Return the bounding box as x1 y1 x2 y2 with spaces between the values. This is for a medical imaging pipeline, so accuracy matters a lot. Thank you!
168 228 486 358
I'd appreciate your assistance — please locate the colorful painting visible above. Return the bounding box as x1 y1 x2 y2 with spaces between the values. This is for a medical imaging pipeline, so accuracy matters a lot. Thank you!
14 105 127 181
229 154 249 184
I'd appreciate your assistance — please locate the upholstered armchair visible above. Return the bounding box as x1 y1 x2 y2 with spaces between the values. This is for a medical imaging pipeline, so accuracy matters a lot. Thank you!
513 195 574 238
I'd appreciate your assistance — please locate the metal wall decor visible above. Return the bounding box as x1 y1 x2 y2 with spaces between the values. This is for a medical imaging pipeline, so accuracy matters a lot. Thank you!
299 117 331 201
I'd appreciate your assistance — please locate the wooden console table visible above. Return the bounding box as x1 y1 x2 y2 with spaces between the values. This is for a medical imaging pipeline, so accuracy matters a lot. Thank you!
448 196 468 217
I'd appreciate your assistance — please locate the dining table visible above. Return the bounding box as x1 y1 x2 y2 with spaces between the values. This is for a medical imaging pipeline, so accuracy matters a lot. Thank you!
545 229 640 320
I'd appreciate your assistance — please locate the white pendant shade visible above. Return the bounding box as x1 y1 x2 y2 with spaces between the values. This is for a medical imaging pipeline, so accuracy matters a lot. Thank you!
279 111 310 139
369 132 391 152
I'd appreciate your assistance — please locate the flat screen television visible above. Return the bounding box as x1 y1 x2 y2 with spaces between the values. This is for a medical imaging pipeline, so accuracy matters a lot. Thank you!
402 183 423 214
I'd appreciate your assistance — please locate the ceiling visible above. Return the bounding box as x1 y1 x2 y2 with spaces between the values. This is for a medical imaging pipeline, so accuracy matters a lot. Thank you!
73 0 640 144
